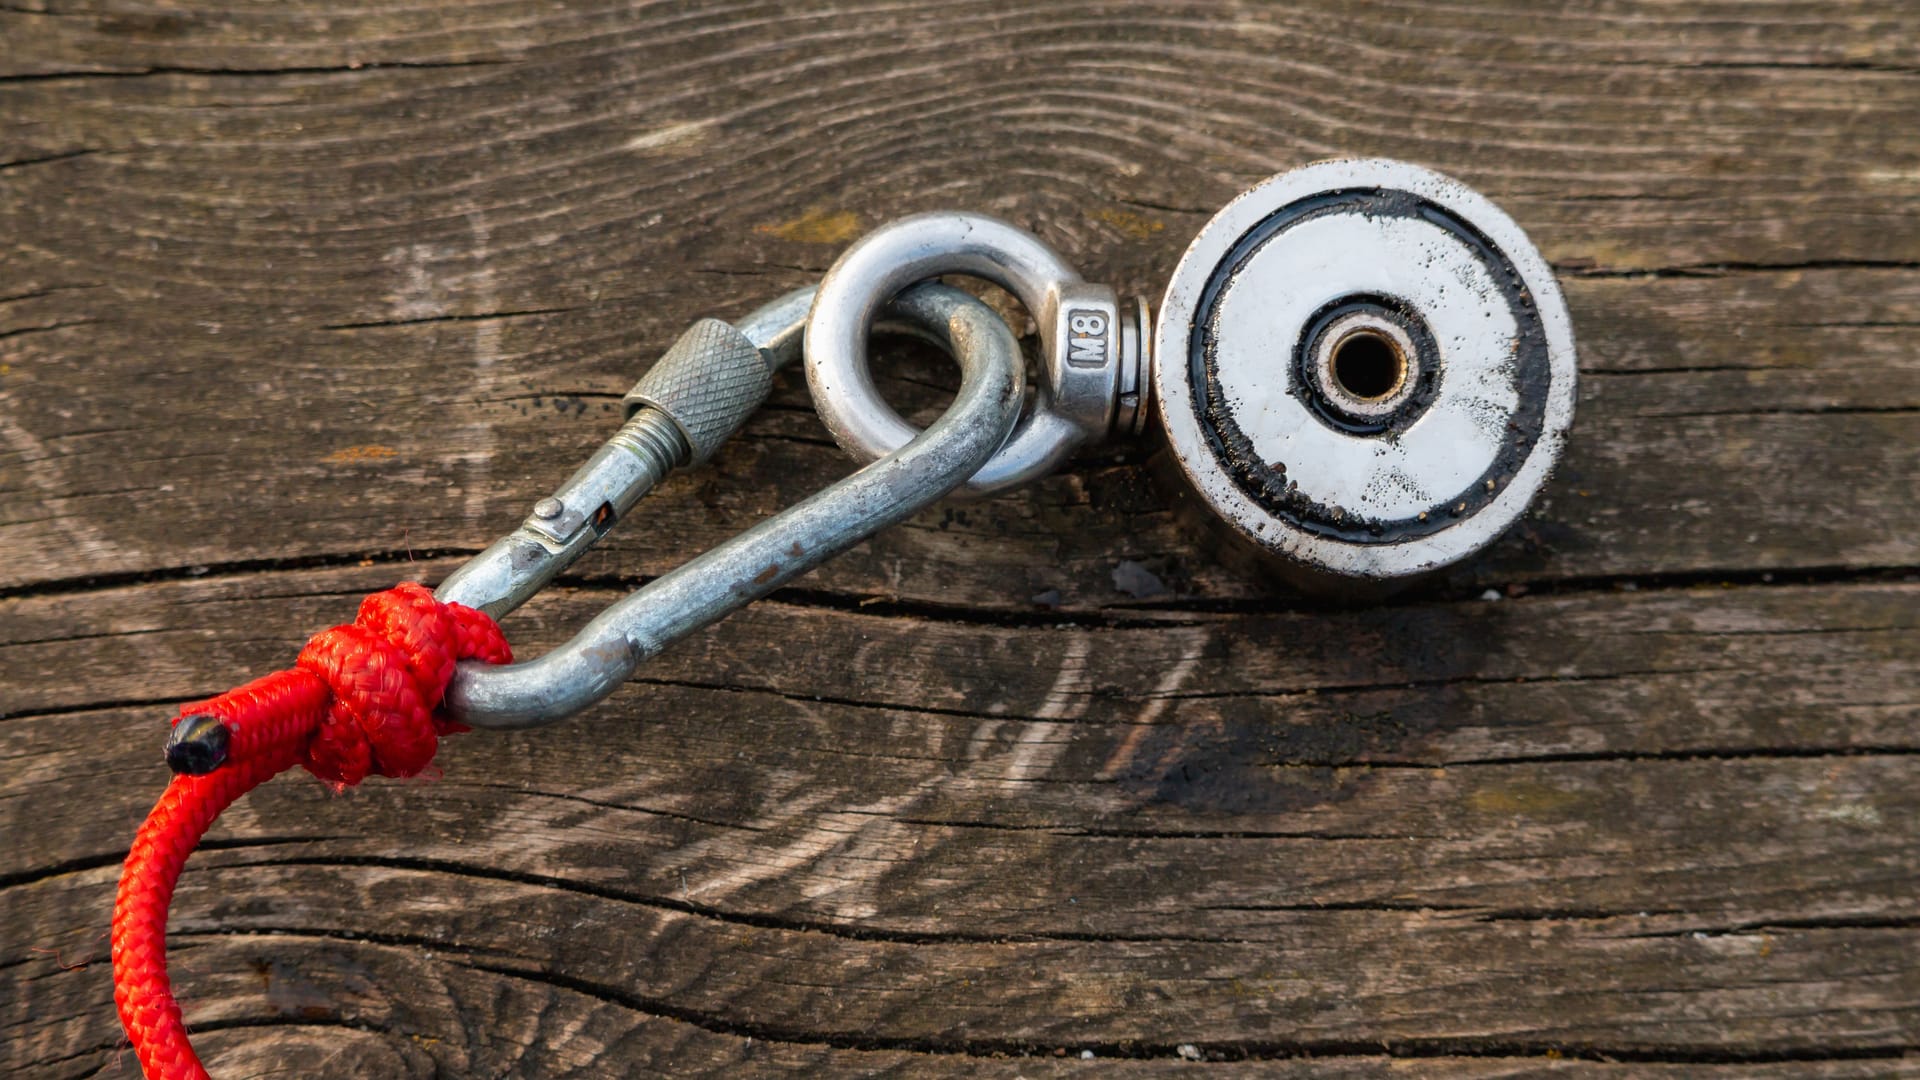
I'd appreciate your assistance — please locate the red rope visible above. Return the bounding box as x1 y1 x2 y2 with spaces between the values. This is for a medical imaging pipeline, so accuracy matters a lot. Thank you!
111 583 511 1079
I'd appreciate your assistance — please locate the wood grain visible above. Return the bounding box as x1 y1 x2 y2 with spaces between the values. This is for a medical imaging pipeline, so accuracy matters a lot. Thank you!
2 1 1916 1076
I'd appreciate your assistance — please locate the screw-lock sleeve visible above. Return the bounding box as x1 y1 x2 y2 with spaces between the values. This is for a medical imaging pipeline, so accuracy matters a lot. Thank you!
623 317 773 464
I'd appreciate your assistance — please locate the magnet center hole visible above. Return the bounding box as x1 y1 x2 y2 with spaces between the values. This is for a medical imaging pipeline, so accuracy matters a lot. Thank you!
1330 330 1406 401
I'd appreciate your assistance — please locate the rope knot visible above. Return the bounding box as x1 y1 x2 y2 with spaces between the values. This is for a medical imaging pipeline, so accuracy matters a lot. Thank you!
297 583 496 786
167 582 512 789
118 583 512 1079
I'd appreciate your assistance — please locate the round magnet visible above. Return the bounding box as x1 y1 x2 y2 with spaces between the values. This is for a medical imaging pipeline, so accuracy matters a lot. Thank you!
1152 158 1578 593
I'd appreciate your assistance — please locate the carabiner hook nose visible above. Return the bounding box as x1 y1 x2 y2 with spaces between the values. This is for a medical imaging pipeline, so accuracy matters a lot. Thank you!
436 282 1025 729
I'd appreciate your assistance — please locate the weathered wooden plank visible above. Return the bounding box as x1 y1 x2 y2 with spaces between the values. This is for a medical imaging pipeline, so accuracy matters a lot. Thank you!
16 898 1920 1079
9 845 1920 1072
4 1 1917 1076
0 269 1913 603
2 3 1917 606
6 560 1916 755
3 564 1916 1073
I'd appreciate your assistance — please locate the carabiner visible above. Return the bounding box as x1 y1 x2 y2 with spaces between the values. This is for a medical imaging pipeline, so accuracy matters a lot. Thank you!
432 281 1024 729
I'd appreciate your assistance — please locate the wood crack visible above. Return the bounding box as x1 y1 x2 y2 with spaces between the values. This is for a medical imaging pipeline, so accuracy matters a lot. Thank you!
0 694 192 723
1447 746 1920 766
1642 405 1920 419
1625 915 1920 938
1558 259 1920 280
0 284 103 305
458 778 768 834
0 59 511 85
320 306 581 331
630 674 1094 731
832 808 1434 842
0 836 336 894
0 318 95 340
1165 666 1746 705
0 149 97 174
202 853 1283 948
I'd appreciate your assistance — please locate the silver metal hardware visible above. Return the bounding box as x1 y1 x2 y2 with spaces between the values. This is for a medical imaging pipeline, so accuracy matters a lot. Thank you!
797 162 1573 594
439 282 1024 728
1115 293 1152 437
435 289 803 622
430 156 1575 731
804 211 1146 497
1153 158 1578 593
1305 307 1424 424
622 318 773 465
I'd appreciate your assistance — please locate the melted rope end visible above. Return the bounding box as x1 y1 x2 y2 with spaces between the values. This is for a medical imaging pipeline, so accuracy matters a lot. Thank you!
164 714 230 776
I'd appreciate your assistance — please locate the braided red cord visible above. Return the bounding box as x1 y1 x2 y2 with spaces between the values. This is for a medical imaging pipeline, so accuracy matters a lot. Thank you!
111 583 511 1079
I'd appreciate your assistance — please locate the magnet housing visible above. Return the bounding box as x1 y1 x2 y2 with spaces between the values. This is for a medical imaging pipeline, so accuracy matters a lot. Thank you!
1151 158 1578 595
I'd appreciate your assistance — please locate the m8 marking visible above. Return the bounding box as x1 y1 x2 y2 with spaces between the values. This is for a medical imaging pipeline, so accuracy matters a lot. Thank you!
1067 309 1110 368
